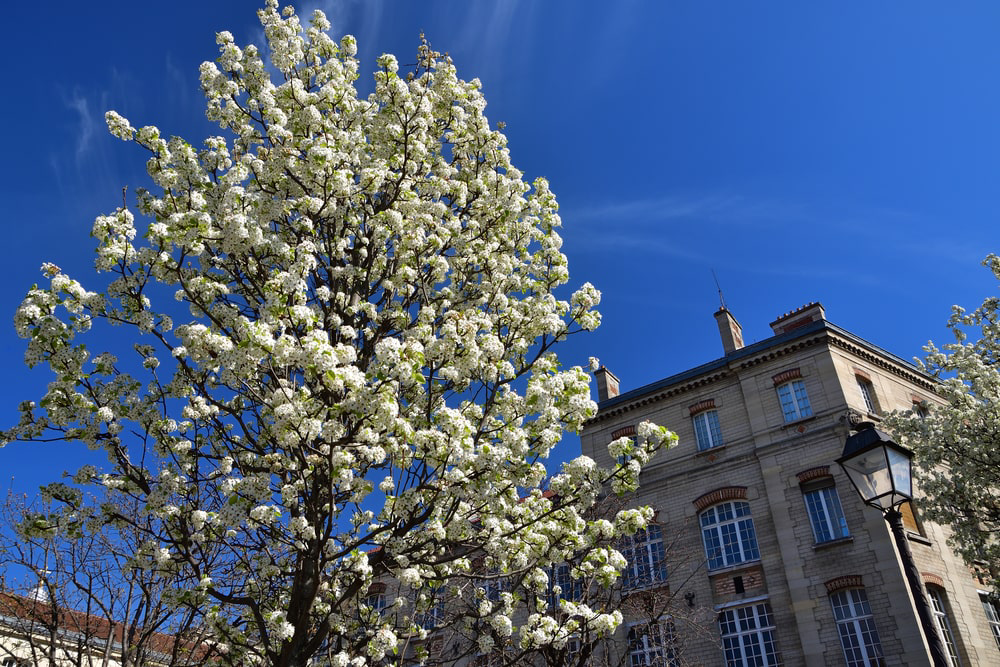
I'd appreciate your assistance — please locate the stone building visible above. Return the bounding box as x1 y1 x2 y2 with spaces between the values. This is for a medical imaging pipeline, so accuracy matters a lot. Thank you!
581 303 1000 666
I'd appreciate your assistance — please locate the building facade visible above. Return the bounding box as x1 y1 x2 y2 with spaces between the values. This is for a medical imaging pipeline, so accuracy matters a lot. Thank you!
581 303 1000 667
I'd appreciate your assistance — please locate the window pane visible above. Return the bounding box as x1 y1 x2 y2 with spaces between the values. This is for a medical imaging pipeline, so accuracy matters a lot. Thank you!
793 381 812 416
857 378 877 414
805 486 849 543
980 594 1000 651
777 383 798 421
701 501 759 570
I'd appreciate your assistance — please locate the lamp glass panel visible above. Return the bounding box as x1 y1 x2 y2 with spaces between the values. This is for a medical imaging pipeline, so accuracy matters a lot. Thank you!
887 447 912 499
842 447 891 504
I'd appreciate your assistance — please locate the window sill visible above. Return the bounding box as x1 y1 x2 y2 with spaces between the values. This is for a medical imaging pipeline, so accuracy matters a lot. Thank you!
706 560 762 577
813 536 853 551
695 444 727 457
906 532 932 546
622 581 671 599
780 415 816 429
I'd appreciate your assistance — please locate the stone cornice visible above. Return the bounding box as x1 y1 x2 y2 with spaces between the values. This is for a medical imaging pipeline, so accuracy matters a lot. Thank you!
585 320 938 426
827 335 937 392
587 370 730 423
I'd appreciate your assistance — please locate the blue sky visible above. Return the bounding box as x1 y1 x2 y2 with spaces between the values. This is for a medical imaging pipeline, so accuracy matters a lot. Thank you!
3 1 1000 496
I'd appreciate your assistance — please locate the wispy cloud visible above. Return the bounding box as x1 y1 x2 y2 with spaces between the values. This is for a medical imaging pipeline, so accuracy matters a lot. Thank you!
560 190 973 289
65 91 96 165
302 0 384 58
565 193 750 226
164 55 190 115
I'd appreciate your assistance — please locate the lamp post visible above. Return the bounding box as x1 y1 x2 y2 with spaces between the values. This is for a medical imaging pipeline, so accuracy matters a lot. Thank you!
837 421 949 667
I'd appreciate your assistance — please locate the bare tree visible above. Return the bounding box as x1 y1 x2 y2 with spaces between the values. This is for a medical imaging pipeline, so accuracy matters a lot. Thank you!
0 489 217 666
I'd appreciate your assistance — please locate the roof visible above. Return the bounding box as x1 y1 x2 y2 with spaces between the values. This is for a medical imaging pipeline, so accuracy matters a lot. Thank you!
594 318 935 415
0 592 216 664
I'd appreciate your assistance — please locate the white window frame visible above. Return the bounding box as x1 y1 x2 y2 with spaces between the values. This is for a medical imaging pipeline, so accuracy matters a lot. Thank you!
980 593 1000 651
857 377 877 414
693 409 723 451
718 602 781 666
777 379 812 422
621 524 668 590
830 588 884 667
803 485 850 543
627 620 679 667
366 592 387 612
700 501 760 570
928 587 962 667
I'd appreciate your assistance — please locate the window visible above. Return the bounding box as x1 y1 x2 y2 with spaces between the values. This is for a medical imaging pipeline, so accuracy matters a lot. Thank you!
777 380 812 422
913 401 930 419
365 592 387 612
803 485 849 543
700 501 760 570
565 636 582 664
900 500 923 535
363 589 387 623
548 563 585 608
980 594 1000 651
628 620 679 667
928 587 962 667
416 588 444 630
830 588 884 667
481 575 507 603
621 524 668 590
718 602 781 666
693 409 723 450
857 378 878 414
472 652 504 667
612 426 636 466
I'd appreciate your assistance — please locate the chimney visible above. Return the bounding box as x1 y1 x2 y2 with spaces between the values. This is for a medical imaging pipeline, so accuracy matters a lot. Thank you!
770 302 826 335
594 367 620 402
714 308 744 355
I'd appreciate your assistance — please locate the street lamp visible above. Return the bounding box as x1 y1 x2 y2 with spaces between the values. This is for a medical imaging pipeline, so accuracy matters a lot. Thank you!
837 421 949 667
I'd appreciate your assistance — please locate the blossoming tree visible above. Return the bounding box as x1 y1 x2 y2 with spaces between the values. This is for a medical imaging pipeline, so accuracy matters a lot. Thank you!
885 254 1000 591
2 3 674 665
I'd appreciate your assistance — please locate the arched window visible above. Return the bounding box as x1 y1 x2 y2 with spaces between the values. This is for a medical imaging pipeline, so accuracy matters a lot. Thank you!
928 586 963 667
628 620 679 667
718 602 781 667
700 501 760 570
980 593 1000 651
621 523 668 590
829 588 884 667
797 472 849 544
776 379 812 422
693 409 723 451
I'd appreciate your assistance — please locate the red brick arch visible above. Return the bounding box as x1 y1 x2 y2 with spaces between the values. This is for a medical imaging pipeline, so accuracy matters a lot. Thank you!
824 575 864 594
693 486 748 512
